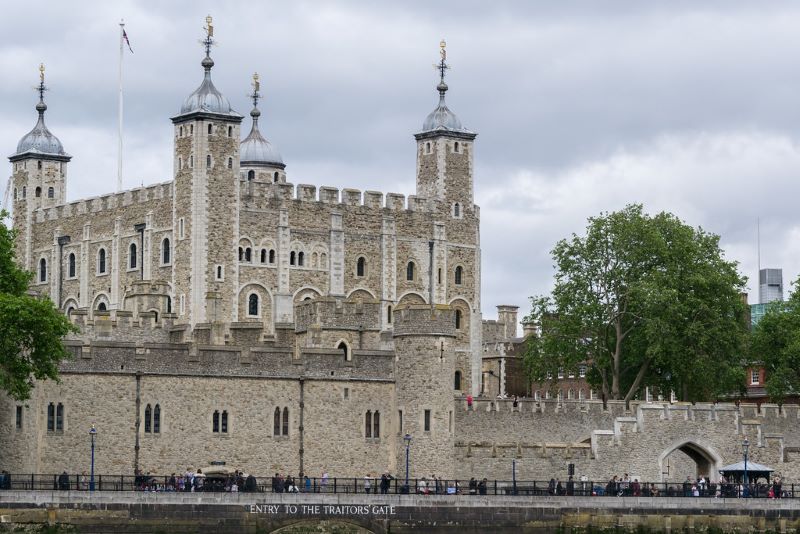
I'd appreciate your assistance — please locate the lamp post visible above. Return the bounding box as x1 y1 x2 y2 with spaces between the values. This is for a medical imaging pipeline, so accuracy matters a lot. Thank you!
742 437 749 497
403 433 412 493
89 424 97 492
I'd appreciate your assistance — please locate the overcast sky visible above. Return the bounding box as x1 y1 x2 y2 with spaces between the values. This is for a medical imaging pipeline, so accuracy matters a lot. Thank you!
3 1 800 324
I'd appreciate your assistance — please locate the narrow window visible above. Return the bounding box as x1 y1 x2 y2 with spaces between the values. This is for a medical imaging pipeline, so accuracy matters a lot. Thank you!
13 188 17 200
339 341 350 361
398 410 403 434
35 186 41 198
228 126 233 137
179 218 185 239
39 258 47 282
454 370 462 390
68 253 76 278
190 155 194 168
454 203 460 217
22 186 26 198
269 249 275 264
166 296 172 314
55 403 64 431
357 257 366 277
179 126 184 137
365 411 372 438
190 124 193 135
245 248 252 262
247 170 255 181
387 305 392 324
15 406 23 430
179 294 186 315
248 293 259 316
221 411 228 433
579 365 587 378
153 404 161 434
260 249 266 263
438 268 442 284
227 158 233 169
449 410 453 433
343 388 349 399
425 142 431 154
282 407 289 436
207 123 213 135
37 161 42 170
144 404 152 433
751 369 760 385
213 410 219 433
162 238 171 264
238 247 244 262
424 409 431 432
373 411 380 438
206 155 211 168
129 243 137 269
47 403 55 431
273 408 281 436
455 266 463 285
298 251 304 266
454 141 459 153
290 251 296 265
406 261 415 281
47 187 54 198
455 309 462 330
216 266 223 280
273 171 279 183
98 248 106 274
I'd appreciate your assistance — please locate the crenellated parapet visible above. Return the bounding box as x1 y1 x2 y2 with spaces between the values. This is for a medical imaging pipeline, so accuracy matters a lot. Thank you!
66 308 176 345
34 182 173 223
392 304 456 338
294 297 382 333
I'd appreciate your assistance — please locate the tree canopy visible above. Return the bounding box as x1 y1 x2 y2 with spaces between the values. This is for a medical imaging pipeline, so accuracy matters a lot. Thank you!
750 278 800 402
0 211 77 400
524 204 748 404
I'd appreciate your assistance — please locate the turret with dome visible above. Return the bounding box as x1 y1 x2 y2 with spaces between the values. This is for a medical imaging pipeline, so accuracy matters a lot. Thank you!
240 73 286 184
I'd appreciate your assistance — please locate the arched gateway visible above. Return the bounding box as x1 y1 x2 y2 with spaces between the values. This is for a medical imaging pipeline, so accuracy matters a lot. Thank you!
658 438 724 483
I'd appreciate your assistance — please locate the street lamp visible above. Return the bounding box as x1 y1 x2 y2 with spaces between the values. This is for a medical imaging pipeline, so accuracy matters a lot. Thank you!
403 433 412 494
89 424 97 492
742 437 750 497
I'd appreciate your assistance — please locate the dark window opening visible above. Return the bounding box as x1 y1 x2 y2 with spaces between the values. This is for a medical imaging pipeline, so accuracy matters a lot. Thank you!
68 253 76 278
213 410 220 433
55 403 64 431
245 248 252 262
290 251 296 265
247 170 255 181
162 239 171 264
144 404 152 433
35 186 41 198
339 341 350 361
221 411 228 433
406 261 415 281
387 305 392 324
455 266 463 285
47 403 55 432
273 407 281 436
239 247 243 261
365 411 372 438
274 171 279 182
298 251 304 266
455 309 462 330
248 293 259 316
97 302 107 312
357 257 366 277
260 249 266 263
454 371 462 390
153 404 161 433
282 407 289 436
15 406 23 430
98 249 106 273
373 410 380 438
207 124 213 135
424 409 431 432
47 187 54 198
39 258 47 282
129 243 137 269
227 158 232 169
269 249 275 264
206 155 211 168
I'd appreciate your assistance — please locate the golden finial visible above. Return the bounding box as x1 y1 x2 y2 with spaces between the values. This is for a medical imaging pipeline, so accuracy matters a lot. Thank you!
39 63 45 83
440 39 446 61
253 72 260 93
205 15 214 37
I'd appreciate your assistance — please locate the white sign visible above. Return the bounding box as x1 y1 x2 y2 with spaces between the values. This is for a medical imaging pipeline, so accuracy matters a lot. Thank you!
248 504 396 516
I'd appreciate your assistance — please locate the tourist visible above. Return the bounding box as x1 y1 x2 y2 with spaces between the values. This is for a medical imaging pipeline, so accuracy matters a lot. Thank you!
513 396 519 409
683 476 692 497
566 476 575 496
621 474 630 496
0 471 9 490
469 477 478 495
631 478 640 497
478 478 487 495
548 478 556 495
79 471 88 491
380 473 390 494
467 394 473 409
364 474 372 494
272 473 281 493
58 471 70 491
321 471 329 492
418 477 428 495
194 469 205 492
773 476 782 499
556 479 564 496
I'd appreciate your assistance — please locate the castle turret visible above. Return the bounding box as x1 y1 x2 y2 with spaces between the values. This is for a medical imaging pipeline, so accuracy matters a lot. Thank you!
171 16 243 330
393 304 457 479
9 64 71 272
240 73 286 185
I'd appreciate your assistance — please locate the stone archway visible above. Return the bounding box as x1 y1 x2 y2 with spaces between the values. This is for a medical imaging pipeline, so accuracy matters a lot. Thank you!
658 438 723 483
270 520 379 533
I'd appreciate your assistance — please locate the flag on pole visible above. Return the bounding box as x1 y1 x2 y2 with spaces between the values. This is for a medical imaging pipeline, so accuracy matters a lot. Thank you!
122 29 133 53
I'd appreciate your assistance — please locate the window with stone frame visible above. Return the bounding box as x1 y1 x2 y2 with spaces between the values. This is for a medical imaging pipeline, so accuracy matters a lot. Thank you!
97 248 107 274
68 253 76 278
282 408 289 436
406 261 415 281
153 404 161 434
145 404 152 433
424 409 431 432
129 243 137 269
247 293 259 317
273 407 280 436
39 257 47 282
751 369 760 385
365 411 372 438
454 265 463 285
356 256 366 277
162 238 171 265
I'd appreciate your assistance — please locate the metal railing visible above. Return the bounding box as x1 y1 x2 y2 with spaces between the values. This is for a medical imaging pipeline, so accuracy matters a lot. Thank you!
0 475 793 499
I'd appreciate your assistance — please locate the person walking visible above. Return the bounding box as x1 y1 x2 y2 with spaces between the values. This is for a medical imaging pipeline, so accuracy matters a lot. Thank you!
364 474 372 494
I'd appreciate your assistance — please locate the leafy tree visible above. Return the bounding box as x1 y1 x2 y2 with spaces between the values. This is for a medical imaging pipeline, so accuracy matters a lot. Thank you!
751 279 800 403
524 204 748 404
0 211 77 400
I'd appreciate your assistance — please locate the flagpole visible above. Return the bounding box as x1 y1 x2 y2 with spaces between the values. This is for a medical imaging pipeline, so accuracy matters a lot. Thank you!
117 20 124 193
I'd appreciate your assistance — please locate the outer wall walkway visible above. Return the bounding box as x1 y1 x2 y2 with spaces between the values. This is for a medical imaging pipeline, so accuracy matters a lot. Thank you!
1 491 800 533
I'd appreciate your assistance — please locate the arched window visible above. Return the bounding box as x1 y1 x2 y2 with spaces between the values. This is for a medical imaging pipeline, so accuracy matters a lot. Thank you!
273 407 281 436
298 251 304 266
129 243 137 269
228 126 233 137
365 410 372 438
221 410 228 433
260 249 266 263
425 142 431 154
190 155 193 168
245 248 252 262
406 261 415 281
453 203 460 217
273 171 279 183
153 404 161 433
238 247 244 262
212 410 219 432
373 411 380 438
357 257 366 277
97 301 107 312
282 407 289 436
269 249 275 264
144 404 152 433
339 341 350 361
387 305 392 324
227 157 233 169
39 258 47 282
290 251 296 266
47 187 54 198
216 266 223 280
454 370 462 390
455 309 462 330
166 296 172 314
55 403 64 431
162 238 171 264
207 123 213 135
66 306 75 317
68 253 75 278
248 293 259 317
190 124 194 135
98 248 106 273
37 161 42 170
320 253 327 267
454 141 459 153
247 170 255 181
206 155 212 168
179 126 184 137
454 266 463 285
35 186 41 198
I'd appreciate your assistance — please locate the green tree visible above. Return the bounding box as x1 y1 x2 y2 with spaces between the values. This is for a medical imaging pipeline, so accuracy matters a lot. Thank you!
524 204 748 404
751 279 800 403
0 211 77 400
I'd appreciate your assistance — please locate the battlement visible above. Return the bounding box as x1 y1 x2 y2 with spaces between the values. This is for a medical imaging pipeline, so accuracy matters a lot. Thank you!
35 181 172 223
294 297 382 333
66 308 175 345
393 304 456 337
